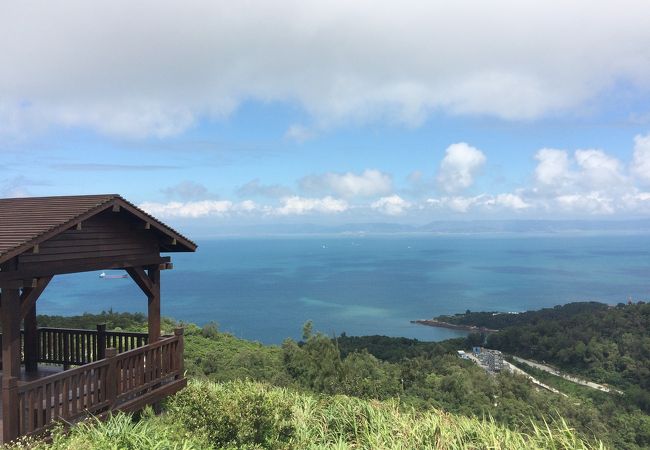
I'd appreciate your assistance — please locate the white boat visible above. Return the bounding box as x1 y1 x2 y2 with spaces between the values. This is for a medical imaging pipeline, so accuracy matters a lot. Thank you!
99 272 127 279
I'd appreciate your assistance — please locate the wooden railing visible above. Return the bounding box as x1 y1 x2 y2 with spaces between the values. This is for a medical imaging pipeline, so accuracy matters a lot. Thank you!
37 326 148 366
0 325 148 368
12 330 184 438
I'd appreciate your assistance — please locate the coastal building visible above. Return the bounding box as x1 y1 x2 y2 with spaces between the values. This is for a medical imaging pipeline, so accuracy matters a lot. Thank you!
0 195 196 443
477 348 504 373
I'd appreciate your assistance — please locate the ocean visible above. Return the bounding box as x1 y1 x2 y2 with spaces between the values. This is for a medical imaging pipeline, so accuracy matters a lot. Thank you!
37 233 650 344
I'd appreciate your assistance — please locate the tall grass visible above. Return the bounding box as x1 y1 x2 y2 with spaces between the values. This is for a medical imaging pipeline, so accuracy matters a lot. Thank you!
166 380 604 449
5 379 605 449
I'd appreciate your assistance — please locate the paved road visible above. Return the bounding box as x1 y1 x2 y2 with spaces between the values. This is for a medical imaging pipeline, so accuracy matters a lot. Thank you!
512 356 623 394
466 353 566 396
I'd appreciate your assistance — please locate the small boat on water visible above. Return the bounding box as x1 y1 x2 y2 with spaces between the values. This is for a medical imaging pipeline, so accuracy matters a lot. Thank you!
99 272 128 279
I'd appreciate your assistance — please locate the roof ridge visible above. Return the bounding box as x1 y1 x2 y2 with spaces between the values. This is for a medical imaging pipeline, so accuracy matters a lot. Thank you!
0 194 120 202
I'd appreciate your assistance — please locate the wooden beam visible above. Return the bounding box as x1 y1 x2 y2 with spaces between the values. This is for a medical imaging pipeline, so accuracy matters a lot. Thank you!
0 255 170 282
20 276 53 320
76 222 83 230
112 204 121 212
126 266 154 297
0 278 37 289
158 262 173 270
32 244 39 254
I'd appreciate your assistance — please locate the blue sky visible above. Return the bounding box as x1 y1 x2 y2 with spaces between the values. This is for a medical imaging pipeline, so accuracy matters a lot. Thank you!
2 1 650 232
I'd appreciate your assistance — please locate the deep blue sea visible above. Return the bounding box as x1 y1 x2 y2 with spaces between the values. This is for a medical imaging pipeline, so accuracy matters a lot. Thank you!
37 234 650 344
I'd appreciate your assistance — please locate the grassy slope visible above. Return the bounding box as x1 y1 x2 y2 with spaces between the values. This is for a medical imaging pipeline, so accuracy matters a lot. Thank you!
8 379 604 450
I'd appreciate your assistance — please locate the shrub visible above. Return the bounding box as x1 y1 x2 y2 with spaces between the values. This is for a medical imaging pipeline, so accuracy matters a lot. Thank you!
166 380 294 449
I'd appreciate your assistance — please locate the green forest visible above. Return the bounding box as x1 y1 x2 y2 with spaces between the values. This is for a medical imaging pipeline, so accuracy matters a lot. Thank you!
437 302 650 413
20 303 650 449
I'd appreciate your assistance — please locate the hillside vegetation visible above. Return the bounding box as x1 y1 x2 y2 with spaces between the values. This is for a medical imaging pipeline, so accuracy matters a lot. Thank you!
437 302 650 412
16 307 650 449
8 379 602 450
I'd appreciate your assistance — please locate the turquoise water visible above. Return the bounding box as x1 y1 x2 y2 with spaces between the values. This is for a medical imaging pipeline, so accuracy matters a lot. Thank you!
37 234 650 344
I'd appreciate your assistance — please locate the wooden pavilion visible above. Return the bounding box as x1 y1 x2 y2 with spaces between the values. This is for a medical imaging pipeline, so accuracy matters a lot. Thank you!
0 194 197 443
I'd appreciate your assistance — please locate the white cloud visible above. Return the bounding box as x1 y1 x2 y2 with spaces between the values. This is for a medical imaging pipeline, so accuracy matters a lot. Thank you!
436 196 480 213
574 149 626 189
371 195 411 215
555 193 615 215
489 193 530 210
274 196 348 215
138 133 650 220
3 1 650 137
436 143 486 193
427 193 528 213
300 169 392 198
534 147 627 193
534 148 572 188
140 200 235 218
631 133 650 184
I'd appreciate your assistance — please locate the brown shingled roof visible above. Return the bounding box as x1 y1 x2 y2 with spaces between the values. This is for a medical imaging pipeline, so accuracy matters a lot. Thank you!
0 194 197 265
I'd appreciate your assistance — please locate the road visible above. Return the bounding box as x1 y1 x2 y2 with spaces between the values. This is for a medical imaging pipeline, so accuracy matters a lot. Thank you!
465 353 566 396
512 356 623 394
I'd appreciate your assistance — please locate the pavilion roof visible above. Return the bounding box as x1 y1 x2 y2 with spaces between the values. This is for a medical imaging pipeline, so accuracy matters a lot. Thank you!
0 194 196 265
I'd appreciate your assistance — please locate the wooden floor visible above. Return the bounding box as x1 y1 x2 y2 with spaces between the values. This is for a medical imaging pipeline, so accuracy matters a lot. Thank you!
0 365 64 442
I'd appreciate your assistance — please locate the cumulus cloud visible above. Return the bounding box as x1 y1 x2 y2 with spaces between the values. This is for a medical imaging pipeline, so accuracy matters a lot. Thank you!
534 148 572 188
275 196 349 215
631 133 650 184
371 195 411 216
555 193 615 215
300 169 392 198
574 149 626 189
140 200 236 218
427 193 528 213
534 147 627 193
488 193 530 210
3 1 650 138
137 133 650 220
436 143 486 193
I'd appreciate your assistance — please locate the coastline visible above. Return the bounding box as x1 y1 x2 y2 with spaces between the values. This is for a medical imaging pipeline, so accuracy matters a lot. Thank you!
411 319 499 334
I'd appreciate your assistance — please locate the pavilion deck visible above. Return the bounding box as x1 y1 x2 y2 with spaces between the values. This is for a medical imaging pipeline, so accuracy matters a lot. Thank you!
0 326 185 442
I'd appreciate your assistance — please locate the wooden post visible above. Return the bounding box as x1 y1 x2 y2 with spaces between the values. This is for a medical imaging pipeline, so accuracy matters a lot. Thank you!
2 288 21 442
174 327 184 376
96 324 107 360
2 377 19 443
147 267 161 343
23 296 38 372
105 347 118 407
